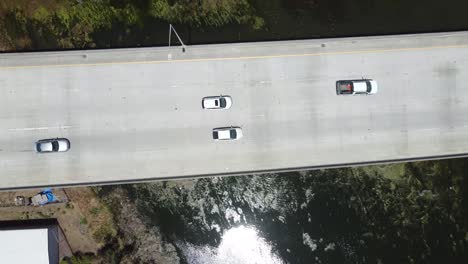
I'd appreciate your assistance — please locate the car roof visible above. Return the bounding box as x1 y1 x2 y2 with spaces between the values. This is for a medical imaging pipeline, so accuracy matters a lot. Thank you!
353 81 367 92
57 140 69 150
203 97 220 107
217 129 232 139
39 142 53 151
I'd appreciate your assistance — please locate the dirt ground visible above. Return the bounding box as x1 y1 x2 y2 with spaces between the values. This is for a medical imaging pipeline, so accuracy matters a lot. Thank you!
0 187 116 258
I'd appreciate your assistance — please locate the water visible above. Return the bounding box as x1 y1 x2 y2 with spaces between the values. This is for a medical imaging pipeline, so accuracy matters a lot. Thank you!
120 161 468 263
178 226 283 264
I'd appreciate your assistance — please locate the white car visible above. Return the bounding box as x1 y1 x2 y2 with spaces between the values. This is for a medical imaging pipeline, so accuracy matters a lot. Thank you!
212 127 243 140
336 79 378 95
202 95 232 109
35 138 70 153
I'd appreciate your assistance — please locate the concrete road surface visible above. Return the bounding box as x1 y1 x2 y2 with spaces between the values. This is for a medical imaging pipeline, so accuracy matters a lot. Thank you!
1 31 468 190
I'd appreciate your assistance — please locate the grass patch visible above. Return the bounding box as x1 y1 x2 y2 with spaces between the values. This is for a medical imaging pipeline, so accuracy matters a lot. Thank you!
60 254 94 264
89 206 102 217
80 216 88 225
36 211 49 218
92 225 117 244
355 163 405 181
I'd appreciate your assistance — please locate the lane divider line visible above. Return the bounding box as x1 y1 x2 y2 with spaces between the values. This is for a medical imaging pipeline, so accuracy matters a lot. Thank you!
8 125 72 131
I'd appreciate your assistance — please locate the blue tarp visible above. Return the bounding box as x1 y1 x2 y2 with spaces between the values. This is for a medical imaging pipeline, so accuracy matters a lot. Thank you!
38 188 58 205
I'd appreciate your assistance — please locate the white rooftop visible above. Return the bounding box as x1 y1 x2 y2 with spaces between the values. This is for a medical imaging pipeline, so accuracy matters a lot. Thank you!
0 228 49 263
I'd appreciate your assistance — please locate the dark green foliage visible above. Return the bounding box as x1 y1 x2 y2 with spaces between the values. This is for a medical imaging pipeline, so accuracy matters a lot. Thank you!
3 1 126 49
1 0 263 50
148 0 264 28
60 254 94 264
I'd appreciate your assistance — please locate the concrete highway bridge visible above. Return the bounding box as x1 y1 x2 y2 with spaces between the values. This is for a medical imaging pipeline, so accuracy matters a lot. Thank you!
1 31 468 190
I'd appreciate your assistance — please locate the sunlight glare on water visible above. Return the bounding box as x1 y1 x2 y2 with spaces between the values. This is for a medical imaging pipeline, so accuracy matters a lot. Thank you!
179 226 283 264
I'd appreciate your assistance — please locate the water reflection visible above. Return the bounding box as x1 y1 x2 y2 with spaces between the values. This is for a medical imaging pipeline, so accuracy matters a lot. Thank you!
179 226 283 264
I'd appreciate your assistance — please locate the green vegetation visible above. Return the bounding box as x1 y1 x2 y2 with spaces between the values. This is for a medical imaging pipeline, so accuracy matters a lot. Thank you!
2 0 138 49
89 206 102 216
65 202 74 209
80 216 88 225
0 0 263 50
92 224 117 244
2 0 468 51
36 211 49 218
148 0 263 28
356 163 406 181
20 211 30 220
60 254 93 264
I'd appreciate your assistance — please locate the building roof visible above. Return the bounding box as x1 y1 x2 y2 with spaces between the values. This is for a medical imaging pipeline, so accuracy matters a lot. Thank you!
0 219 59 264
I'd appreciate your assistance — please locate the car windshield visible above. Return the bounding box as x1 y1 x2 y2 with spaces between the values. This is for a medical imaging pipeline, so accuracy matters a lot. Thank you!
52 141 59 151
230 130 237 139
213 131 218 139
219 98 226 108
366 81 372 92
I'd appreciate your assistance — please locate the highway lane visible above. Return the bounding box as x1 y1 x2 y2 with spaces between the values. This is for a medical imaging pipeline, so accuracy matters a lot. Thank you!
1 32 468 189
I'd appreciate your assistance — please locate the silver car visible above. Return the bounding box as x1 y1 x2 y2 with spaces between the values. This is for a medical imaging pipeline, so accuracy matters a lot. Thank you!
202 95 232 109
212 127 243 140
35 138 71 153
